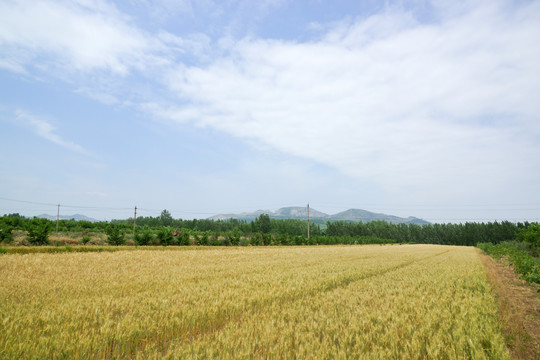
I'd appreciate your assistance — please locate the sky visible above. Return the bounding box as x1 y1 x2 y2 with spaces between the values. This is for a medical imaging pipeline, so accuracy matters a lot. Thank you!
0 0 539 223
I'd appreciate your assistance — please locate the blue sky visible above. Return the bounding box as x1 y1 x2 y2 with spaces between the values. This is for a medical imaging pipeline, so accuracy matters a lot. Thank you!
1 0 539 223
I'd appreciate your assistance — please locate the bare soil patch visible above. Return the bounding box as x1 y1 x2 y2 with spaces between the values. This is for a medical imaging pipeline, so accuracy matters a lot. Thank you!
479 250 540 359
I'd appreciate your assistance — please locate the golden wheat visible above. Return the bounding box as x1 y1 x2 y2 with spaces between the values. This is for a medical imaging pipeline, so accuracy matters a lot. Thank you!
0 245 509 359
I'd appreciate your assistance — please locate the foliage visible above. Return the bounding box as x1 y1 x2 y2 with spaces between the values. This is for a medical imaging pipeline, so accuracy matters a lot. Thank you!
135 227 154 246
478 242 540 284
175 230 190 246
255 214 272 233
516 223 540 255
156 227 173 246
81 235 91 245
159 209 173 227
199 232 209 246
225 230 241 246
105 224 125 246
0 223 13 243
2 213 537 249
26 218 52 245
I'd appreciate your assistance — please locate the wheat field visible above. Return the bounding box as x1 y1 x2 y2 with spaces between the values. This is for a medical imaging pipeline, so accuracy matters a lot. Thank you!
0 245 509 359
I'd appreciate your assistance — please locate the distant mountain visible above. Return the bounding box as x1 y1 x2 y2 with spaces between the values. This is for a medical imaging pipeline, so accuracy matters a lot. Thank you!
208 207 430 225
37 214 98 222
273 206 328 219
331 209 429 225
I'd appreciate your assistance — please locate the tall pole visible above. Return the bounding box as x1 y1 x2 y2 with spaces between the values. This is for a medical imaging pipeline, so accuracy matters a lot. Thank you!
307 203 310 240
56 204 60 233
133 206 137 236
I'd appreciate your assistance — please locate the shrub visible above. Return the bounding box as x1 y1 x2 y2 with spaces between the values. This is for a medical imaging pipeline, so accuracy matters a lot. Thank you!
251 233 262 246
516 223 540 256
262 233 272 246
135 228 153 246
157 227 173 246
175 230 190 246
26 218 52 245
105 224 125 246
225 231 240 246
0 223 14 243
199 232 209 246
209 232 222 246
81 235 91 245
478 242 540 284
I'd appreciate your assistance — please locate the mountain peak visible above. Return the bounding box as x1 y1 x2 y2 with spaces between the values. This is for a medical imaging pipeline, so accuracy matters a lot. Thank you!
208 206 430 225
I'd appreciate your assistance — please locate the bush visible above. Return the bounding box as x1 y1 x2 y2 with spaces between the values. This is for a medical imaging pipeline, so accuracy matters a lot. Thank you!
516 223 540 256
26 218 52 245
0 223 14 243
262 233 272 246
175 230 190 246
199 232 209 246
105 224 125 246
250 233 261 246
135 228 153 246
157 227 173 246
81 235 91 245
478 242 540 284
225 231 240 246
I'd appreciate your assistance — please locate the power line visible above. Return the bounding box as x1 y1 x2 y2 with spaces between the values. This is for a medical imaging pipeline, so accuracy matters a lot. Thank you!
0 196 131 211
1 196 538 222
0 196 58 207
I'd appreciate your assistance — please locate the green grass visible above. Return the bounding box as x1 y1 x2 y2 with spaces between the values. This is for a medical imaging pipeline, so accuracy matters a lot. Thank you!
477 242 540 284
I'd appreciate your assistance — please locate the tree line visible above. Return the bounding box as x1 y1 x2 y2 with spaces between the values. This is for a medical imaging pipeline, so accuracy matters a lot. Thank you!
0 210 536 247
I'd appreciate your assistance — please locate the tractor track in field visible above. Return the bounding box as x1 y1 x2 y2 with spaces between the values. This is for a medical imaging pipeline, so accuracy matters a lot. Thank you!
150 248 454 357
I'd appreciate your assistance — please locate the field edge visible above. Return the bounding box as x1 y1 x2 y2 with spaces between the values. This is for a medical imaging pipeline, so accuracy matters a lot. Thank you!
478 249 540 359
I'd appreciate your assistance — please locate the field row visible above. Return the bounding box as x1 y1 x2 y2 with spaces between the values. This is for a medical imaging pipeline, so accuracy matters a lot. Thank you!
0 245 509 359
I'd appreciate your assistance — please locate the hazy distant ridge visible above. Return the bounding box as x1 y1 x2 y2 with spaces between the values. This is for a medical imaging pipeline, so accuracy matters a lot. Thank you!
37 214 98 222
209 207 430 225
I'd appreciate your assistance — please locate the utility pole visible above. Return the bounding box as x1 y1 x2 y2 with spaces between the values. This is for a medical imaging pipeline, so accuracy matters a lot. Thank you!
133 206 137 236
56 204 60 233
307 203 310 240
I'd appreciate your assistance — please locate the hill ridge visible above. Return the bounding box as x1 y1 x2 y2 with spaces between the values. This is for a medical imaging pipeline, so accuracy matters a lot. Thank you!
209 206 430 225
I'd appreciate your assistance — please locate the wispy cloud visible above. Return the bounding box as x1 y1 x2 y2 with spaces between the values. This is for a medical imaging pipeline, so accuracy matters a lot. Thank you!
0 0 155 75
156 0 540 201
16 110 90 155
1 0 539 210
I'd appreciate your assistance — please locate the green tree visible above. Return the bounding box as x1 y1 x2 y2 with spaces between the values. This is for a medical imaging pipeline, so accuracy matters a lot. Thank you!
157 227 173 246
175 230 190 246
254 214 271 234
226 230 241 246
135 227 153 246
199 232 209 246
517 223 540 254
26 218 52 245
106 224 125 246
0 222 13 243
159 210 173 227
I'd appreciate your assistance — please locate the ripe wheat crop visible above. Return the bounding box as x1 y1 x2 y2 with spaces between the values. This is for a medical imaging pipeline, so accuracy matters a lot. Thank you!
0 245 509 359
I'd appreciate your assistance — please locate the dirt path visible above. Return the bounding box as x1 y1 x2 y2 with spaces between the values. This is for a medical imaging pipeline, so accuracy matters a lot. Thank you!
478 250 540 359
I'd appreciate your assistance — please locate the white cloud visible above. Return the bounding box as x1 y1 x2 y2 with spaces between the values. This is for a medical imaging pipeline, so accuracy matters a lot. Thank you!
1 0 539 212
156 0 540 201
0 57 27 74
0 0 157 75
15 110 90 155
